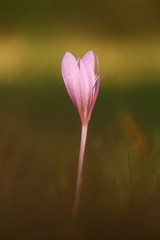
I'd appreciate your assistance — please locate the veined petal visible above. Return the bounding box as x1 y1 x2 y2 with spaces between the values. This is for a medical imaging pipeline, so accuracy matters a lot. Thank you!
61 52 81 107
88 72 100 122
96 55 100 72
82 50 95 86
82 50 95 71
87 57 100 122
93 56 100 103
79 59 92 122
94 56 100 102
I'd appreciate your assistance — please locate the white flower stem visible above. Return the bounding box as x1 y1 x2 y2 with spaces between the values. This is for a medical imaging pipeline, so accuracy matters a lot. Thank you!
72 123 88 218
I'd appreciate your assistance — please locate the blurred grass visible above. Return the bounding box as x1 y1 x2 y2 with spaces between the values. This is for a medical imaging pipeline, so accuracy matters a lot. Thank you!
0 73 160 239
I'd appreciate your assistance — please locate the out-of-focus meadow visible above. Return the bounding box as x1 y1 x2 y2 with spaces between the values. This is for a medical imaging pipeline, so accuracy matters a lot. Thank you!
0 0 160 239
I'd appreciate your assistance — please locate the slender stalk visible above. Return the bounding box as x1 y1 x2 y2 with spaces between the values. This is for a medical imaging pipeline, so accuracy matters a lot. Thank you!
72 124 88 218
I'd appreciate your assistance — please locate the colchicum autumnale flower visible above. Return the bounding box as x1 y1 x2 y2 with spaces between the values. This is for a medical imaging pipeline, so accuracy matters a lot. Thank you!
61 50 100 218
62 50 100 125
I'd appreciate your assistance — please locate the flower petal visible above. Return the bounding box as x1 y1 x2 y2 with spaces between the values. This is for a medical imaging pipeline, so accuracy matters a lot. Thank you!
82 50 95 71
94 56 100 102
61 52 81 107
82 50 95 86
79 59 92 122
87 56 100 121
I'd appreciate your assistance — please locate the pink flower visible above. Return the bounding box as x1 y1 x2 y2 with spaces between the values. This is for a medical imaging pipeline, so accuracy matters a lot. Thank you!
61 50 100 125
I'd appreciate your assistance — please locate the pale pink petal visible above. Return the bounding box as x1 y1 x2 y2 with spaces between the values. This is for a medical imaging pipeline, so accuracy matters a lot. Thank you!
82 51 95 86
87 57 100 121
87 75 100 122
61 52 81 107
94 56 100 103
79 59 92 123
82 50 95 71
96 55 100 72
91 56 100 102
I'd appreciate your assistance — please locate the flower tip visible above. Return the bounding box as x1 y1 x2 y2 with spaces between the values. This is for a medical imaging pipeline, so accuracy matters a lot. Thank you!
84 50 95 58
86 50 93 54
62 51 77 71
63 51 73 59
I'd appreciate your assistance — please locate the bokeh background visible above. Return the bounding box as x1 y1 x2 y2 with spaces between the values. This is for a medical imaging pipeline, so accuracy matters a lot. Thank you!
0 0 160 239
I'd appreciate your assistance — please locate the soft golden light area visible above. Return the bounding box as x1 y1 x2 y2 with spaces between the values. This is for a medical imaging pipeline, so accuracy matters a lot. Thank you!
0 32 160 84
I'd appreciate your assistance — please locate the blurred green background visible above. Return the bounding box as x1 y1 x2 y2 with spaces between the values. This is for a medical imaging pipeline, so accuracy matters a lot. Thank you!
0 0 160 239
